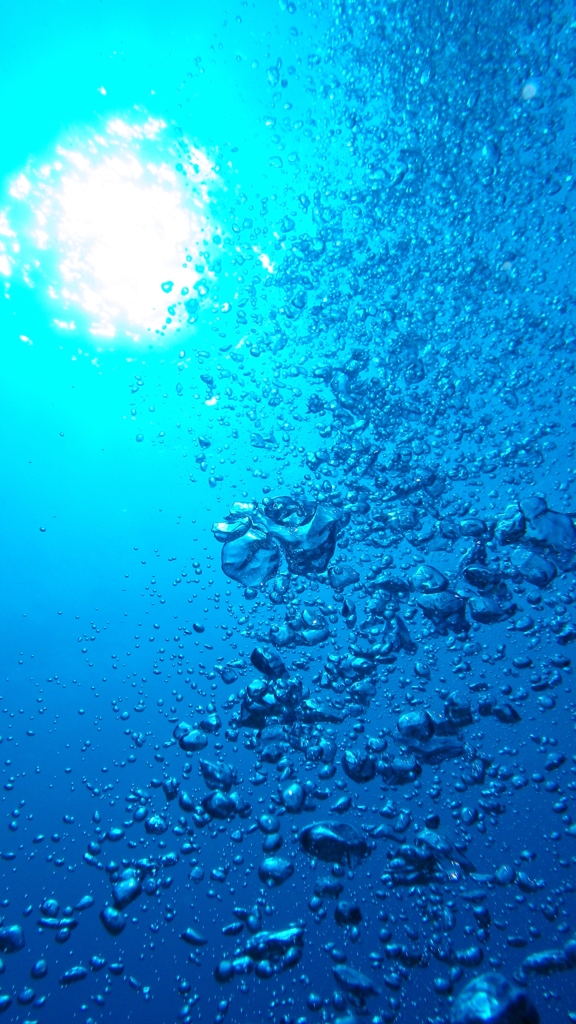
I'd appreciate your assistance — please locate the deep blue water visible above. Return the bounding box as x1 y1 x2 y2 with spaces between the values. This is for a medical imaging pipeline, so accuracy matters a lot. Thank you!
1 2 576 1024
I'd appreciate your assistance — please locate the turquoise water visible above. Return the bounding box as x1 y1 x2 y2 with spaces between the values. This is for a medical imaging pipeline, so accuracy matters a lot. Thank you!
1 2 576 1023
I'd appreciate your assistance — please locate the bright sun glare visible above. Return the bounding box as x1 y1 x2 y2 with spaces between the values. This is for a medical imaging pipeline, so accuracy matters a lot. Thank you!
0 116 215 340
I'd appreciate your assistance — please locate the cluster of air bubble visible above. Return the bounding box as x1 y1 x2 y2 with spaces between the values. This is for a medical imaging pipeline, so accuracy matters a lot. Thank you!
3 0 576 1022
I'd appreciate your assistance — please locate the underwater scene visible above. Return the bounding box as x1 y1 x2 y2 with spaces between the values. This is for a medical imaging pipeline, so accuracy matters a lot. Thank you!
1 1 576 1023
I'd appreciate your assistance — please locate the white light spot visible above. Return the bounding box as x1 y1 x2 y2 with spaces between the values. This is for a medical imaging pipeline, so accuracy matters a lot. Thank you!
9 174 31 200
2 115 217 342
258 252 274 272
0 212 15 237
522 82 538 101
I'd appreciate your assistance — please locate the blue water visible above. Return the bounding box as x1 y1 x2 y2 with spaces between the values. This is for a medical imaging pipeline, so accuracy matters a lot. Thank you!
1 1 576 1023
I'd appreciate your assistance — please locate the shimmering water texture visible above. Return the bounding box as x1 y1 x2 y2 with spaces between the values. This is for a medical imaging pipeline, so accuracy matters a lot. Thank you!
1 1 576 1024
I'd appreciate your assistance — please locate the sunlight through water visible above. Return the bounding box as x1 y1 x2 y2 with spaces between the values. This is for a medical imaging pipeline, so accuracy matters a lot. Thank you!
0 115 216 340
